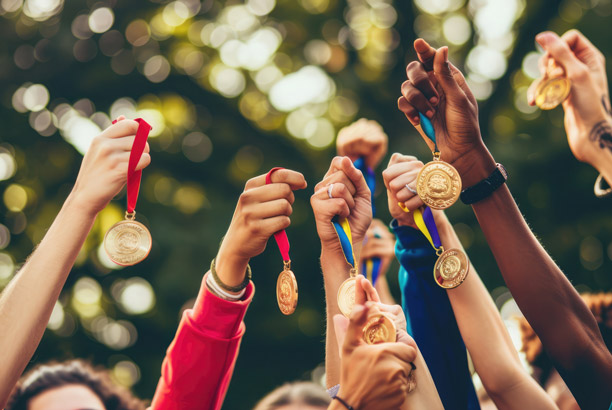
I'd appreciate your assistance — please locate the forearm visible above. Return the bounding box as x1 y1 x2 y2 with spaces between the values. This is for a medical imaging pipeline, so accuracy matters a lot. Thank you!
0 194 96 405
321 247 356 388
472 180 612 404
436 215 556 408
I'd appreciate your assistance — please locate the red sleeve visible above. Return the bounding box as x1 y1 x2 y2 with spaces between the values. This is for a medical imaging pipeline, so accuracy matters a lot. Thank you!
150 272 254 410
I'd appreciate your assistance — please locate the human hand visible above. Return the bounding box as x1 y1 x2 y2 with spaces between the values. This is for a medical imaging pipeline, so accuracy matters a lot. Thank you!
382 153 425 227
336 118 389 169
311 156 372 255
529 30 612 165
354 275 407 336
332 303 417 410
398 39 495 187
359 219 396 282
69 116 151 216
216 169 307 286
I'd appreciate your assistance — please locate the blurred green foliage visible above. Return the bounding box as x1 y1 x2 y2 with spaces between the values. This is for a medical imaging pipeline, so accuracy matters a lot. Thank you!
0 0 611 408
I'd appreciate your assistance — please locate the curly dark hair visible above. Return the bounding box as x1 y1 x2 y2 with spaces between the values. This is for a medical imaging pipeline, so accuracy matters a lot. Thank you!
6 360 146 410
519 292 612 384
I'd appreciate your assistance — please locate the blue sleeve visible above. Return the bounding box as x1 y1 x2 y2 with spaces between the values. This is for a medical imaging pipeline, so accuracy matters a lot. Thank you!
391 219 480 410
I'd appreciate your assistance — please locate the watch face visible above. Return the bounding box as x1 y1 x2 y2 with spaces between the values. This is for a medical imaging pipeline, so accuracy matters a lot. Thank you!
498 163 508 179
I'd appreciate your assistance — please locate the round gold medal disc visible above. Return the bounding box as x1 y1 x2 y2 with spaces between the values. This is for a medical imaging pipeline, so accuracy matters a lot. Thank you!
416 160 462 210
434 248 469 289
362 313 397 345
104 219 152 266
337 277 356 317
276 269 298 315
535 76 571 110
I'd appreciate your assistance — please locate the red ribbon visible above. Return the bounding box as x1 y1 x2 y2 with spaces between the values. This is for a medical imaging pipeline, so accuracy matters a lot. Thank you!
113 118 152 213
266 167 291 262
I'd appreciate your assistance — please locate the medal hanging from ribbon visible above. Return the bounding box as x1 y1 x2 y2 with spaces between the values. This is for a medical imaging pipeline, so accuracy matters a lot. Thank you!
413 113 462 210
353 157 382 285
332 216 358 317
266 168 298 315
104 118 153 266
412 206 468 288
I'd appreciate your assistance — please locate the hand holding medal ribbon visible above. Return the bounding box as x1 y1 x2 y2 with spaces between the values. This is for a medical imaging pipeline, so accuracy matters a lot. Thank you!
266 167 298 315
104 118 153 266
332 216 359 318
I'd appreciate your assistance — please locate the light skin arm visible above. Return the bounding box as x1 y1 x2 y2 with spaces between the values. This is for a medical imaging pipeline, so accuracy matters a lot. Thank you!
399 38 612 408
528 30 612 186
0 117 151 408
385 153 557 409
311 156 372 388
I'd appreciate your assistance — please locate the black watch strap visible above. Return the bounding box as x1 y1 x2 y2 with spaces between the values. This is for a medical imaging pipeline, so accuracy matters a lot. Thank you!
460 163 508 205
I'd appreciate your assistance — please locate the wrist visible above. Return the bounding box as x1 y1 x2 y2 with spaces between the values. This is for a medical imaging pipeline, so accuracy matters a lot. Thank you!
453 143 497 188
64 191 99 220
215 245 250 287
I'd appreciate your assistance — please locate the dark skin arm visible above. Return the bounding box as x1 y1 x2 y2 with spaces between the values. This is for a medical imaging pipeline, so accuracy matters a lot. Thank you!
398 39 612 409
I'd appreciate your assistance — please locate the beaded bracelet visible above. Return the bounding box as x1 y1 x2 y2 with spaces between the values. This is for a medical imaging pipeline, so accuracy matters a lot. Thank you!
332 396 354 410
210 257 251 292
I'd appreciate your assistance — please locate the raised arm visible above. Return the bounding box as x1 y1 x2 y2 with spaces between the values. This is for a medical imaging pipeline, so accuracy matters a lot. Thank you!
399 38 612 408
310 156 372 388
0 118 149 408
150 169 307 410
385 153 556 409
528 30 612 191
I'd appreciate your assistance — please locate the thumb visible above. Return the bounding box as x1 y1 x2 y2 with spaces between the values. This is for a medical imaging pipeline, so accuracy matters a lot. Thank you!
342 304 370 356
354 275 367 306
535 31 585 78
433 47 466 104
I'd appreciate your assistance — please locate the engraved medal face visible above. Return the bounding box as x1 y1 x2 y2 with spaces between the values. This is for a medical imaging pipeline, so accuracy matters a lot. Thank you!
362 313 397 345
416 161 462 210
337 277 356 317
434 248 469 289
535 77 570 110
276 269 298 315
104 220 152 266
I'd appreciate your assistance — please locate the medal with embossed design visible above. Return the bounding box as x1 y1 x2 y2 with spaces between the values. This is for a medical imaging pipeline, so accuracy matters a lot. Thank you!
331 216 359 317
531 58 571 110
104 118 152 266
267 168 299 315
362 312 397 345
414 113 461 210
413 206 469 289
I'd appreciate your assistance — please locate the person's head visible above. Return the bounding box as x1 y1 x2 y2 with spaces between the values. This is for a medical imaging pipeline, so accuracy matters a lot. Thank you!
253 381 330 410
519 292 612 410
6 360 145 410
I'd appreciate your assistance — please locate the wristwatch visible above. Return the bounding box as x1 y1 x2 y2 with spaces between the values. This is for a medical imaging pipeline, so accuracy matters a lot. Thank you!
460 163 508 205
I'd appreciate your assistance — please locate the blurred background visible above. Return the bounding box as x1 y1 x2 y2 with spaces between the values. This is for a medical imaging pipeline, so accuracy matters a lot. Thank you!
0 0 611 407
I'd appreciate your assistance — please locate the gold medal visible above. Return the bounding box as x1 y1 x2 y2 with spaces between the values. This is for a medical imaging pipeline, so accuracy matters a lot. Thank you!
416 156 462 210
276 261 298 315
362 313 397 345
337 268 358 317
534 76 570 110
104 212 152 266
434 247 469 289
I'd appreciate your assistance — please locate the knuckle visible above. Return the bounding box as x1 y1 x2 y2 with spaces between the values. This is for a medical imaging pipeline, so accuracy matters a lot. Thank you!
406 60 421 72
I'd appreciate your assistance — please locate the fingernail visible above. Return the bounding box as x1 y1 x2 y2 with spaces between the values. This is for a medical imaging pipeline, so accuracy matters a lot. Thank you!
536 32 554 46
429 97 438 105
426 110 434 118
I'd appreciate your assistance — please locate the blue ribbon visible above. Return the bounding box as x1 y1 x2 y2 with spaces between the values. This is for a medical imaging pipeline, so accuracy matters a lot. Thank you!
418 112 438 153
331 216 355 268
353 157 381 284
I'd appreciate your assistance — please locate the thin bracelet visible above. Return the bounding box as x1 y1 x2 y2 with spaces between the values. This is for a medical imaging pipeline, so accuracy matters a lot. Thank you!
332 396 354 410
210 258 251 292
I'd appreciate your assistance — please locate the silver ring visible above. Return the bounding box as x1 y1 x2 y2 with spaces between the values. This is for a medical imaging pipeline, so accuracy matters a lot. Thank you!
405 184 417 195
327 183 334 199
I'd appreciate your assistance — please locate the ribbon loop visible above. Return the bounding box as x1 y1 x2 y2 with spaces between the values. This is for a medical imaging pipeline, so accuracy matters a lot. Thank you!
413 206 442 251
418 113 438 154
266 167 291 262
126 118 152 213
332 216 355 268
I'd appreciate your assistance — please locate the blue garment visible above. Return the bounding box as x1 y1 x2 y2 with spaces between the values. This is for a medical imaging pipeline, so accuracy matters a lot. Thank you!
392 219 480 410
